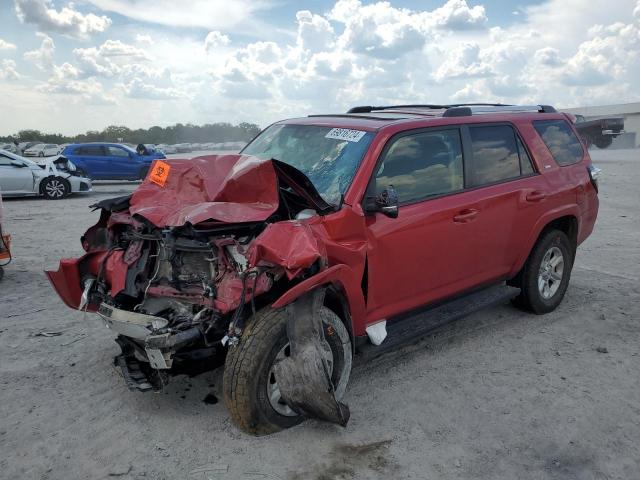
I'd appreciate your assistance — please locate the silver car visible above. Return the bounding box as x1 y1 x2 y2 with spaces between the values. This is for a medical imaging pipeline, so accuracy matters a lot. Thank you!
0 150 92 200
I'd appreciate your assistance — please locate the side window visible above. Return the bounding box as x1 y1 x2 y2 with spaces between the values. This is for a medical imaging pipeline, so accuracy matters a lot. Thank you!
517 136 535 175
374 129 464 204
0 155 13 166
85 146 104 156
533 120 583 166
469 125 522 186
107 146 129 157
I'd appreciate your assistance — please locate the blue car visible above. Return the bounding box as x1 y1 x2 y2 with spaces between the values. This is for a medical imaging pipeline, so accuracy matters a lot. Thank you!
61 143 166 180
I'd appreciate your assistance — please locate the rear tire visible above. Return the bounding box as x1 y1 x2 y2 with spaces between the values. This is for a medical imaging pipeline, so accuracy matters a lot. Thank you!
223 306 352 435
595 136 612 149
513 229 574 314
139 167 149 180
42 177 70 200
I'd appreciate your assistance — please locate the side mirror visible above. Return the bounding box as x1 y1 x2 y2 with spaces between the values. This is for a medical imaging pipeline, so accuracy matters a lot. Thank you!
10 160 26 168
365 185 399 218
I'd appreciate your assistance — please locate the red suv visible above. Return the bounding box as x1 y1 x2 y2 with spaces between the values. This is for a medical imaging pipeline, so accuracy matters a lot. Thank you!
47 104 600 435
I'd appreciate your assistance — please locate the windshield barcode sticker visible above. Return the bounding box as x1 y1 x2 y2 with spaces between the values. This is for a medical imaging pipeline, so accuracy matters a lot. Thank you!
325 128 366 142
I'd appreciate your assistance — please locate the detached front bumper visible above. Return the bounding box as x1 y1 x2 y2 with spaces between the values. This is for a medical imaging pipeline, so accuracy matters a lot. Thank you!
97 303 202 370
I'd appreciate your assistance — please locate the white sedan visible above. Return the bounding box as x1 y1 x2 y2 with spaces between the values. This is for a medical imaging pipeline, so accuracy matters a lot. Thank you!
0 150 92 200
23 143 61 157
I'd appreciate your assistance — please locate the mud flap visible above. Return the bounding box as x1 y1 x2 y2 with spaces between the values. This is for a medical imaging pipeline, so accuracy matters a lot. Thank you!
273 289 350 427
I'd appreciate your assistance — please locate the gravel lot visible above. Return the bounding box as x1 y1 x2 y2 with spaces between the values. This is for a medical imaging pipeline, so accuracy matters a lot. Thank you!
0 149 638 480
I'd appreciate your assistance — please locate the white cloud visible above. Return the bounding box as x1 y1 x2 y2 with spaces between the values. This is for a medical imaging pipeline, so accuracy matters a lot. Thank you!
534 47 562 66
121 78 185 100
135 34 153 45
434 42 492 81
204 31 231 52
73 39 152 77
329 0 428 59
86 0 258 30
0 60 21 80
14 0 111 39
23 32 55 71
0 39 17 51
296 10 334 52
429 0 487 30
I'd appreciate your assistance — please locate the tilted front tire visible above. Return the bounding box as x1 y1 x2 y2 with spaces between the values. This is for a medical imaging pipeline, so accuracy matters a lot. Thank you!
223 306 352 435
513 229 574 314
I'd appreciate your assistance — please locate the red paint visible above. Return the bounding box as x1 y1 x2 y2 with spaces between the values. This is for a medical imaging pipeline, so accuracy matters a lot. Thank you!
129 154 280 226
47 110 599 342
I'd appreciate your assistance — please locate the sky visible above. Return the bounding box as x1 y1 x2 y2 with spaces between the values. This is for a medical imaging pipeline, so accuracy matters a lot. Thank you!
0 0 639 135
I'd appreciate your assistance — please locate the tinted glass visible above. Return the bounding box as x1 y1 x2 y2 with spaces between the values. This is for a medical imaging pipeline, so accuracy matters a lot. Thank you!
469 125 520 185
108 146 129 157
517 136 535 175
533 120 583 166
83 146 104 156
374 129 464 204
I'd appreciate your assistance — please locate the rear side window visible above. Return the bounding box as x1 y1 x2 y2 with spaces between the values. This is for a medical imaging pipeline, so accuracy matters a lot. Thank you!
468 125 521 186
76 146 104 156
517 136 535 175
374 129 464 204
107 146 129 157
533 120 583 166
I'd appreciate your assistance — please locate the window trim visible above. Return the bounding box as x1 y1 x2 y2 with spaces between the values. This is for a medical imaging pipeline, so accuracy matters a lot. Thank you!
532 119 585 167
363 125 466 208
463 122 539 189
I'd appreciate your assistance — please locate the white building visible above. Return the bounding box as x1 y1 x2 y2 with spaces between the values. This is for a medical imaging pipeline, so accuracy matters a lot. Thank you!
562 102 640 148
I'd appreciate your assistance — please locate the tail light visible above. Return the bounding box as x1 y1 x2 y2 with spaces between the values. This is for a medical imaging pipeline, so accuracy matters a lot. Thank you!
587 165 601 193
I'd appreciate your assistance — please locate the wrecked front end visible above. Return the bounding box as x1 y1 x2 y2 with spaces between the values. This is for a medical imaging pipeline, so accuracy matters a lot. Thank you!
46 155 345 410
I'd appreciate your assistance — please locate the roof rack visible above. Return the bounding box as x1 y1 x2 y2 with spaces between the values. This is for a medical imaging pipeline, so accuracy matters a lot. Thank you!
347 104 557 116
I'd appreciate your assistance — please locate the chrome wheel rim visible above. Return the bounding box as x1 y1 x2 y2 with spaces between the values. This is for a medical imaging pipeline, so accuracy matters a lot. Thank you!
538 246 564 299
45 179 65 198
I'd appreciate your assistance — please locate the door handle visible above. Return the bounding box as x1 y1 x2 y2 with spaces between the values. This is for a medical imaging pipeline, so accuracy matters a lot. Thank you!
525 191 547 202
453 208 479 223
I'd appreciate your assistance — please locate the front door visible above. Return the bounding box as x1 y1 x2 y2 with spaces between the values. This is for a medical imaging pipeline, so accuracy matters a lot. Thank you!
0 155 34 193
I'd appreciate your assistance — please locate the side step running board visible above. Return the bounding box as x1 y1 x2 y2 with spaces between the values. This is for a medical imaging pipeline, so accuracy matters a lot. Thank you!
357 284 520 359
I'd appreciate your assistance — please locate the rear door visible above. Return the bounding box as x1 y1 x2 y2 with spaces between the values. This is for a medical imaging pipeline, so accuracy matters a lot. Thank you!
461 123 546 279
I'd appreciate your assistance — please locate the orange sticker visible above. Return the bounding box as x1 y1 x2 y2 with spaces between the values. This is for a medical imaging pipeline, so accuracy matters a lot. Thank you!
149 160 171 187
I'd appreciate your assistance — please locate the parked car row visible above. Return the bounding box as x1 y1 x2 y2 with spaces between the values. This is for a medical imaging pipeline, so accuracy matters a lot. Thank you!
154 141 247 153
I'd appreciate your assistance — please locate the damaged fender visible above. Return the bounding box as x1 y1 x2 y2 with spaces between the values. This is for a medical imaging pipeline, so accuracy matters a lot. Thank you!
273 288 350 426
272 264 367 337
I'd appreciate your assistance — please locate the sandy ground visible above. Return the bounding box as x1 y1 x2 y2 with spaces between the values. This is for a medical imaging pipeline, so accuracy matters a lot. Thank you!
0 149 639 480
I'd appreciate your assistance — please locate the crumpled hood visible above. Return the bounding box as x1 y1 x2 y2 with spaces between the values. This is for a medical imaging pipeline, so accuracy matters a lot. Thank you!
129 154 332 227
129 154 287 227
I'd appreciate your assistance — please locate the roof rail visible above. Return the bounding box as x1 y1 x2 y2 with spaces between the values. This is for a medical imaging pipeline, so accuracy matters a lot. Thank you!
443 104 557 117
347 103 557 116
347 104 447 113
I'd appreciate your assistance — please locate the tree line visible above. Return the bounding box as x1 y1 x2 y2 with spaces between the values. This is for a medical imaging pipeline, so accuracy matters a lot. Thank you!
0 122 262 145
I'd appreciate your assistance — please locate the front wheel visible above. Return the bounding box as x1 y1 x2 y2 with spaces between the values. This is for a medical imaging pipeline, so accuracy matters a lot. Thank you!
513 229 574 314
42 177 70 200
223 306 352 435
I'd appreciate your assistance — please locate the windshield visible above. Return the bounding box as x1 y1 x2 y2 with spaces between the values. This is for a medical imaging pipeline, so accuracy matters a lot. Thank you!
242 124 374 204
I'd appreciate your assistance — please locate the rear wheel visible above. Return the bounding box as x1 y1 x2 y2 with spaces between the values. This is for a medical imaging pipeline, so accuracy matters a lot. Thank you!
139 167 149 180
42 177 70 200
223 306 352 435
513 229 574 314
595 136 612 149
